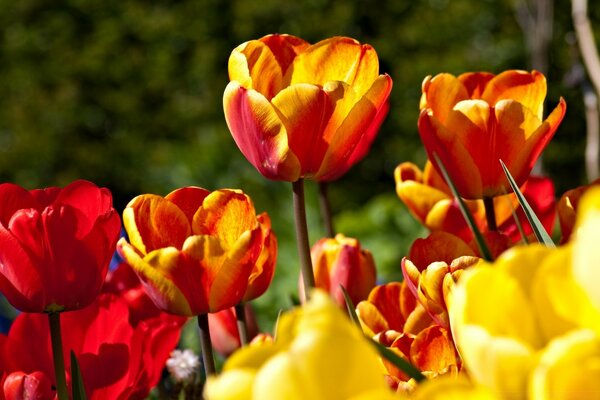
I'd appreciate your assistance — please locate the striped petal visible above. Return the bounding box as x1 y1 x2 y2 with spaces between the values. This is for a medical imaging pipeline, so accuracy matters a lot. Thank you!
223 82 300 181
481 70 546 119
421 73 470 123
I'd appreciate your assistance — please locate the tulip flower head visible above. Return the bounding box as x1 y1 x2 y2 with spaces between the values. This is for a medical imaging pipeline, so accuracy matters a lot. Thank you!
0 180 121 313
419 70 566 199
118 187 274 316
224 34 393 182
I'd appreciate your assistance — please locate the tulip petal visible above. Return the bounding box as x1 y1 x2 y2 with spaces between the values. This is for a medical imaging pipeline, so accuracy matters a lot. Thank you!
421 73 470 123
408 231 476 270
123 194 191 255
290 37 380 97
0 183 37 227
243 213 277 302
118 240 194 316
457 72 495 98
165 186 211 224
410 325 458 373
481 70 546 119
223 82 301 181
270 83 333 175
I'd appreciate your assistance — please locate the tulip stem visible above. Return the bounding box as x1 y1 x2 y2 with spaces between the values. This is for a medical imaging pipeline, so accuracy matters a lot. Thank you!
483 196 498 231
318 182 335 237
48 312 69 400
292 179 315 299
197 314 216 376
235 303 249 346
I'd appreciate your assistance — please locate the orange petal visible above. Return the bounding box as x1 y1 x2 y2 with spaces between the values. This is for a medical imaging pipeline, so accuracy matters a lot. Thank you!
421 73 469 123
165 187 210 224
457 72 495 98
223 82 301 181
123 194 191 254
481 70 546 119
418 109 483 199
259 34 310 75
243 213 277 302
270 83 333 175
289 36 380 97
408 232 476 269
192 189 258 248
410 325 458 373
118 239 194 316
229 40 285 99
356 300 389 336
367 282 405 332
499 98 566 190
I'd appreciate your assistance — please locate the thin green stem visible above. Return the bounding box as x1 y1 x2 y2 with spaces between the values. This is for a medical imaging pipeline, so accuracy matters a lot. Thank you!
292 179 315 299
48 312 69 400
235 303 249 347
483 196 497 231
197 314 216 376
318 182 335 237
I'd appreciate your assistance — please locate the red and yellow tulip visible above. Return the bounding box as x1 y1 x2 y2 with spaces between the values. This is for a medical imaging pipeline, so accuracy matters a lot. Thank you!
118 187 275 316
224 34 392 182
418 70 566 199
395 161 556 243
301 234 376 307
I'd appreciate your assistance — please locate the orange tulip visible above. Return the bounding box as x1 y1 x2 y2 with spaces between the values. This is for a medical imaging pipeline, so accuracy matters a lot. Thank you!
223 34 392 182
395 161 556 243
418 70 566 199
118 187 274 316
557 178 600 243
300 234 376 307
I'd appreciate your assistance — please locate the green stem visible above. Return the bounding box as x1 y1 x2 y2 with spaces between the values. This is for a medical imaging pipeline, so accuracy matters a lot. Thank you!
483 196 497 231
318 182 335 237
292 179 315 299
48 312 69 400
234 303 249 347
197 313 216 376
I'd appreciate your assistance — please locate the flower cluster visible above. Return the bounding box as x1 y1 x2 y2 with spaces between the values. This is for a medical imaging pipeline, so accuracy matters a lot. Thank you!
0 31 597 400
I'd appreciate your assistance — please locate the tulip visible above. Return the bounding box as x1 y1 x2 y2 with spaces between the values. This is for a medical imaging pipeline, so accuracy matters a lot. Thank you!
208 304 259 356
395 161 556 243
118 187 272 316
301 234 376 306
557 178 600 243
3 371 54 400
0 180 121 313
204 290 394 400
418 70 566 199
223 34 392 182
1 293 184 400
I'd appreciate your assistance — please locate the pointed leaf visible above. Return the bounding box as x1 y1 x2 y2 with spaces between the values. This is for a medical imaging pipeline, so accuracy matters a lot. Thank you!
433 153 493 260
339 284 361 329
500 160 555 247
71 351 87 400
370 339 426 382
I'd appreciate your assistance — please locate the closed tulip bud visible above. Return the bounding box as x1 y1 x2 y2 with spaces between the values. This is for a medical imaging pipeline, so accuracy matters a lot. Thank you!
301 234 376 307
224 34 392 182
3 371 54 400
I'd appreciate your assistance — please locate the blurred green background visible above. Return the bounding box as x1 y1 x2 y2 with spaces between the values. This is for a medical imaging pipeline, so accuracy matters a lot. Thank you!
1 0 598 329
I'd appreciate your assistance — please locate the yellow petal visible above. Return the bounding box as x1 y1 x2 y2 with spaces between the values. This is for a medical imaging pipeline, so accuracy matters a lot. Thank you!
412 375 499 400
481 70 546 120
204 369 255 400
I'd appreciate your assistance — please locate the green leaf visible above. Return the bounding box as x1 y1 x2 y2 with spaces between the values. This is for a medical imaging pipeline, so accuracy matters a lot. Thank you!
500 160 555 247
339 285 362 329
340 285 425 382
370 340 426 382
432 153 493 260
71 351 87 400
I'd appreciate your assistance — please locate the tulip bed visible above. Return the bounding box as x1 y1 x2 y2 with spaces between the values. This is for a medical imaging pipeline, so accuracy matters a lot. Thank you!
0 33 599 400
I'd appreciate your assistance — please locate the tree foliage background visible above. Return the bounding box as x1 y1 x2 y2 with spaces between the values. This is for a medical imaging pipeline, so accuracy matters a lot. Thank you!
1 0 598 326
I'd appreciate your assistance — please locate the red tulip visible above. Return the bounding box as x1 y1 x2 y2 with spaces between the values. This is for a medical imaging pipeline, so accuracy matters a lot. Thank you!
3 371 54 400
208 304 259 356
1 293 184 400
224 34 392 182
0 180 121 313
419 70 566 199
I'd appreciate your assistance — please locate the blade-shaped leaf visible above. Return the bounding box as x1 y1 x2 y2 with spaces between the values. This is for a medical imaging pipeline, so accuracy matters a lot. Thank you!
339 285 361 329
370 340 426 382
71 351 87 400
433 153 493 260
500 160 555 247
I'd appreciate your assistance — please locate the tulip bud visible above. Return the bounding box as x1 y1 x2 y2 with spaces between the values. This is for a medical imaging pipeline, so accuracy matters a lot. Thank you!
3 371 54 400
301 234 376 307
